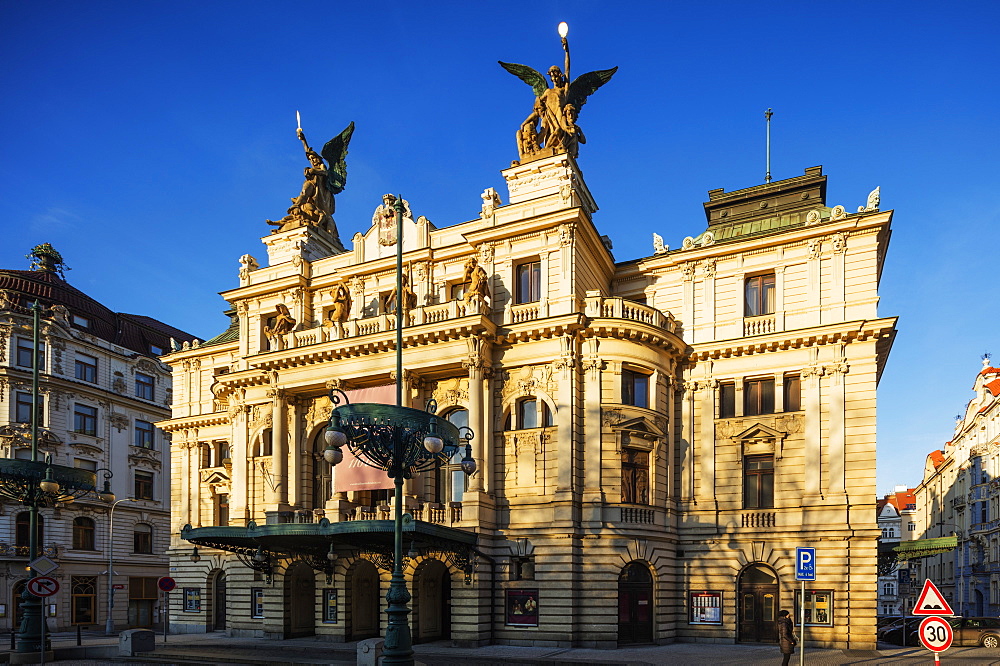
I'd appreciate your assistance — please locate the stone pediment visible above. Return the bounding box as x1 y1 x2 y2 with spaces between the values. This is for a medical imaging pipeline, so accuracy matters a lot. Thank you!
730 423 787 444
604 411 666 452
200 467 231 486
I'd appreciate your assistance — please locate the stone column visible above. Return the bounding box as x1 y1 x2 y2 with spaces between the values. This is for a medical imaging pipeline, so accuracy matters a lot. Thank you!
663 373 676 505
465 362 485 494
679 379 696 503
177 436 191 527
270 388 289 507
774 265 786 332
554 336 577 497
702 260 717 341
229 403 249 524
581 343 604 504
697 381 717 503
803 365 823 498
287 397 302 508
807 238 822 326
827 360 848 497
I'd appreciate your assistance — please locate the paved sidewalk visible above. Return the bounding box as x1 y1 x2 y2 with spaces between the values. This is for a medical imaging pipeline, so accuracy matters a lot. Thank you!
4 632 994 665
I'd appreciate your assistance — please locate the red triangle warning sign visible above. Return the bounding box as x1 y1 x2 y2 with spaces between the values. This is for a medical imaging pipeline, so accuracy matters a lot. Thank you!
913 579 955 616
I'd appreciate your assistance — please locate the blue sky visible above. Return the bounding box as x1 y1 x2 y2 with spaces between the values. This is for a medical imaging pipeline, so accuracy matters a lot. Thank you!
2 1 997 494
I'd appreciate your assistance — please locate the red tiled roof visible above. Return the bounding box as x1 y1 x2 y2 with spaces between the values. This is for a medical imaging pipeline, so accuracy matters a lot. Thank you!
0 268 195 354
980 366 1000 376
929 450 946 468
986 378 1000 398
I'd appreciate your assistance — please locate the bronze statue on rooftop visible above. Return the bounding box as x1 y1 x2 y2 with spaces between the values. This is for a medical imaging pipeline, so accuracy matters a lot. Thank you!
267 118 354 243
500 23 616 162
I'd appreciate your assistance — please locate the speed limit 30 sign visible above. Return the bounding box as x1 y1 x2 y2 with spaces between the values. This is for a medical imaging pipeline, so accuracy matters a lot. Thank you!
919 616 954 652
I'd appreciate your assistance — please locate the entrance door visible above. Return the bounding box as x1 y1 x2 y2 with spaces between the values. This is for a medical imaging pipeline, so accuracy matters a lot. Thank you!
618 562 653 645
415 560 450 643
213 572 227 631
286 562 316 638
350 561 380 640
737 564 778 643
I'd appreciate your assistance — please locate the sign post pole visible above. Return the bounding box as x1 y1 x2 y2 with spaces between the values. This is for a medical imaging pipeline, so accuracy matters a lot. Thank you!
794 548 816 666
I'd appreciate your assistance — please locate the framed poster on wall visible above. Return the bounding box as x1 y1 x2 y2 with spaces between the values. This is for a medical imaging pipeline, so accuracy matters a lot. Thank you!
689 591 722 625
183 588 201 612
505 589 539 627
323 589 338 623
795 589 834 626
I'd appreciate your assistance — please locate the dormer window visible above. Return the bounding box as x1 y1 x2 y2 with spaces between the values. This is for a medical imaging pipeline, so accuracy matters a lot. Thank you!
72 314 90 328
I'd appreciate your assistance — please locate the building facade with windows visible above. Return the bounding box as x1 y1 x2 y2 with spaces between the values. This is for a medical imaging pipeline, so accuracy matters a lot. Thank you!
161 140 895 649
0 248 195 632
910 358 1000 617
877 486 917 616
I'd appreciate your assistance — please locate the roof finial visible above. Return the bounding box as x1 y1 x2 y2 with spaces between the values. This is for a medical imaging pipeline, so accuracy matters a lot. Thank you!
764 108 773 183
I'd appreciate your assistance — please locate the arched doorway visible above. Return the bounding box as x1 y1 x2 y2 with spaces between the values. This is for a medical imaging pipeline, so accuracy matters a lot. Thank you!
209 571 227 632
618 562 653 645
414 559 450 643
737 564 778 643
975 589 985 616
285 562 316 638
349 560 380 641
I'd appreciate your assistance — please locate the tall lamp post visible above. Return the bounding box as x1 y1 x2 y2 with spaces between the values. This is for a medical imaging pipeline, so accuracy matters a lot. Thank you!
0 302 116 655
322 196 477 665
105 496 137 635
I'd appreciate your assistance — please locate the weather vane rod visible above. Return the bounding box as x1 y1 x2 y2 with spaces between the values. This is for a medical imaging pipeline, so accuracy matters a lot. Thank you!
765 108 773 183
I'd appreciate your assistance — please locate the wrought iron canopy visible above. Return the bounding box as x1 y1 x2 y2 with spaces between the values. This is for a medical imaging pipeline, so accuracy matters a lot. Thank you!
0 458 103 506
180 515 479 578
325 392 473 479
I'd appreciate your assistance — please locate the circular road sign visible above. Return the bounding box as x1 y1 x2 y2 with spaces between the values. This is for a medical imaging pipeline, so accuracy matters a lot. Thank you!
919 616 954 652
157 576 177 592
26 576 59 598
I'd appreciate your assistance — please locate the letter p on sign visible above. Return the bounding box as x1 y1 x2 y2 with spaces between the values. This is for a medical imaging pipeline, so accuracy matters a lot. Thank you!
796 547 816 581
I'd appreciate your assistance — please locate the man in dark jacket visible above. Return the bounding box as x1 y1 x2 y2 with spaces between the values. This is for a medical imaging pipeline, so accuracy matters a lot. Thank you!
777 609 797 665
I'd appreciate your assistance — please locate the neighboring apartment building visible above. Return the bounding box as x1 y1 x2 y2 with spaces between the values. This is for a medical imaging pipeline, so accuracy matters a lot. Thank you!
161 135 895 648
911 358 1000 617
0 246 195 632
877 486 917 615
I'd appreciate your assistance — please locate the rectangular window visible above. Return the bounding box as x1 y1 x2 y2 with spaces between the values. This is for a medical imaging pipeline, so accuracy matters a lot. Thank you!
134 471 154 500
75 354 98 383
15 338 44 368
134 420 155 449
743 455 774 509
745 273 776 316
515 260 541 304
251 588 264 618
74 404 98 436
795 589 834 626
74 458 97 471
719 382 735 418
621 449 650 504
744 378 775 416
135 373 155 400
15 392 43 425
149 345 164 356
323 589 337 623
621 369 650 409
689 591 723 625
72 314 90 328
783 375 801 412
133 524 153 554
908 522 916 532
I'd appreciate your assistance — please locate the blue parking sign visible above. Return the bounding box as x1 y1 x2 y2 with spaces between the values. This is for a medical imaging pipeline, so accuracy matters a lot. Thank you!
796 547 816 581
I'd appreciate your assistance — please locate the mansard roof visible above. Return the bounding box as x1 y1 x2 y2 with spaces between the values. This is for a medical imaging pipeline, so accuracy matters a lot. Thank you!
0 267 195 355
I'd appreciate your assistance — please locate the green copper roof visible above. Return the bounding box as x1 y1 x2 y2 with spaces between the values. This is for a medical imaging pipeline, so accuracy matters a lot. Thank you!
893 536 958 561
201 309 239 347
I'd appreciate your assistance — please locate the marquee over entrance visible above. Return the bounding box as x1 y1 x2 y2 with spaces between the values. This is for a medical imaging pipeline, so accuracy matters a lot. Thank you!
181 515 480 582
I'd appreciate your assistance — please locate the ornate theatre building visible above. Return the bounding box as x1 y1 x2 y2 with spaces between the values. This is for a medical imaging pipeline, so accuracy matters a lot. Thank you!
161 35 895 650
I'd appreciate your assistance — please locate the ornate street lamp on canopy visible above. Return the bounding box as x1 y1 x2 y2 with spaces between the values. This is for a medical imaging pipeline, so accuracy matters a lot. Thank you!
323 195 476 665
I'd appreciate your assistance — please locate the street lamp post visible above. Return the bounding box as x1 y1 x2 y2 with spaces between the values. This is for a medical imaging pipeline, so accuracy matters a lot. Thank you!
105 496 137 635
322 196 477 666
0 302 117 656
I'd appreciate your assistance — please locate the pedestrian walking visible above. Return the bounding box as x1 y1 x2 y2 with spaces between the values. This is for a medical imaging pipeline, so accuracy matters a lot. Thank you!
777 609 797 665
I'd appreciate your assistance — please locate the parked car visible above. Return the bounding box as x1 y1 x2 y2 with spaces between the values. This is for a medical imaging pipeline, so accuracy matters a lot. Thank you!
878 617 921 645
908 617 1000 648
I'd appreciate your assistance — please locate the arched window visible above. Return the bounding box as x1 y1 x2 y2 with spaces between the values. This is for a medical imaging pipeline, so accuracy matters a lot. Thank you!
15 512 43 549
255 429 273 457
312 429 333 509
435 409 470 504
508 397 553 430
133 524 153 554
72 517 96 550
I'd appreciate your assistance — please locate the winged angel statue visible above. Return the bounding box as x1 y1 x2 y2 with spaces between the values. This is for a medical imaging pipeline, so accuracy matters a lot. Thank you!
500 33 616 162
267 121 355 245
